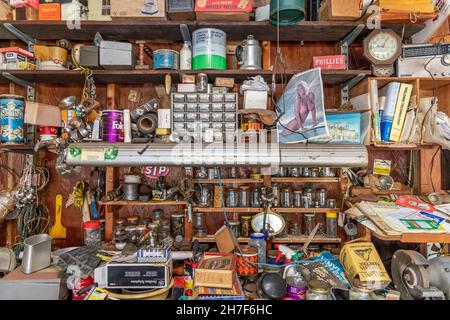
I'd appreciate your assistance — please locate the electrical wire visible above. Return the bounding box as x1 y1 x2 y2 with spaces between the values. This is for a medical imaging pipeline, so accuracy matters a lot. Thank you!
72 181 87 209
429 146 440 193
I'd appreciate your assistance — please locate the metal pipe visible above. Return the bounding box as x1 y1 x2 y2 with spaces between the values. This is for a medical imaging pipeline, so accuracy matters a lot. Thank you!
66 143 368 168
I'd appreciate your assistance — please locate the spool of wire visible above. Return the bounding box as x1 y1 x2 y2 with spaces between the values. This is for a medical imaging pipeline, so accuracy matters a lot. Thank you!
123 183 139 201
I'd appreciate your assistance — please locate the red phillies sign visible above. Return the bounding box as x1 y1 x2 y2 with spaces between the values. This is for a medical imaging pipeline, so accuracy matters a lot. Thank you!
313 55 346 70
143 166 170 178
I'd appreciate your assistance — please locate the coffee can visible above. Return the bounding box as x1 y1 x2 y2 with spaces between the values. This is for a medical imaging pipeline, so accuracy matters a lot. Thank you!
102 110 124 142
0 95 25 144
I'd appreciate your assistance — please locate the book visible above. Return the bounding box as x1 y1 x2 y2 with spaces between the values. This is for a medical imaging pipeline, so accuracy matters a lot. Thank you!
369 79 380 143
400 108 416 143
389 83 413 142
379 82 401 142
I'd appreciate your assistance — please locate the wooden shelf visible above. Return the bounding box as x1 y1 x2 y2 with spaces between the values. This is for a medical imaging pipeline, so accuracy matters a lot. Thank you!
0 69 371 85
193 235 341 243
0 144 34 153
193 207 339 213
0 21 423 42
98 200 187 206
365 226 450 244
271 177 340 183
194 178 263 184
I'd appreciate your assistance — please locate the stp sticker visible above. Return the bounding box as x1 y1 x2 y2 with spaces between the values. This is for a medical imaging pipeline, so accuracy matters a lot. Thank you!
143 166 170 178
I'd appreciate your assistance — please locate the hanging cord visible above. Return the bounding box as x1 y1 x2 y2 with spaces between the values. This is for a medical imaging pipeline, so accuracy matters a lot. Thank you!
72 181 87 209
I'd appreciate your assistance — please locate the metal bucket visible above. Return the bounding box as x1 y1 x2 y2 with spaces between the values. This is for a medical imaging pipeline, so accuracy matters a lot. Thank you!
0 94 26 144
102 110 124 142
153 49 179 69
21 234 52 274
269 0 305 26
192 28 227 70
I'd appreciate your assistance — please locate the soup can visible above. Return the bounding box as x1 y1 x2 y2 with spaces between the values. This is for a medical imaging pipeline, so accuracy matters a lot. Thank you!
153 49 179 70
39 126 59 141
235 245 258 276
0 95 25 144
102 110 124 142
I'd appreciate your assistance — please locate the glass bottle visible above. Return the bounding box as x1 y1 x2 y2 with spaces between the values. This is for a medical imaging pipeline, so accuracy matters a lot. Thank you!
249 232 266 273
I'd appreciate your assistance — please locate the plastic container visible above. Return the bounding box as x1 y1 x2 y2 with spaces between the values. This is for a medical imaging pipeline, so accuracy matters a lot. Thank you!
326 212 338 238
83 220 102 246
249 232 266 273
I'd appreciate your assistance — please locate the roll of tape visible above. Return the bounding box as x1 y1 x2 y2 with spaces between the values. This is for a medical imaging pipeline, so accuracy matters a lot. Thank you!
137 113 158 134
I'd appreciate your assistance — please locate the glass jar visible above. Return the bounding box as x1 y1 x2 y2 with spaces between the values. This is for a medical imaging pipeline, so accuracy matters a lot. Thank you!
306 280 332 300
196 184 212 207
127 216 140 226
349 287 376 300
114 225 127 250
171 212 185 238
151 209 163 224
304 213 316 235
196 73 208 93
136 224 148 243
240 215 253 237
207 168 216 180
302 168 311 177
249 233 266 273
316 188 327 208
320 167 336 177
289 221 301 236
271 183 281 207
239 186 250 207
277 167 287 177
326 212 338 238
310 168 320 178
251 188 261 208
83 220 102 246
226 188 239 208
157 221 171 243
228 220 240 238
302 188 314 208
193 212 206 229
195 166 208 179
288 167 301 177
281 188 293 208
125 225 138 244
229 167 239 179
327 198 337 208
293 190 303 208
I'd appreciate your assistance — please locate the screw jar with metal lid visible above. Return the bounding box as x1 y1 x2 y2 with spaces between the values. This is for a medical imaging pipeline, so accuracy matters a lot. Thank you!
127 216 140 226
349 286 376 300
229 167 239 178
228 220 240 238
304 213 316 235
316 188 327 208
302 188 314 208
226 188 239 208
251 188 261 208
240 215 253 237
288 167 301 177
195 166 208 179
151 209 163 224
83 220 102 246
171 212 185 238
239 186 250 207
193 212 206 229
310 168 320 178
281 187 293 208
302 168 311 177
196 184 212 207
114 225 127 250
277 167 287 177
157 219 171 243
289 221 301 236
293 190 303 208
327 198 337 208
136 224 148 243
125 225 139 244
306 279 332 300
320 167 336 177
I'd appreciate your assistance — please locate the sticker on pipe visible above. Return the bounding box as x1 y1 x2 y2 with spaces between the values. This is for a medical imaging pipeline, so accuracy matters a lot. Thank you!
143 166 170 178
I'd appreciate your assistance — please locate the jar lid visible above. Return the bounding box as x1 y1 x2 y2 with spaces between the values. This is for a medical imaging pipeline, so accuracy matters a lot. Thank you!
241 215 253 221
228 220 240 226
115 219 126 226
239 186 251 190
136 224 147 231
303 188 313 192
83 220 101 229
171 212 184 218
250 232 265 240
250 174 262 180
127 216 140 223
293 190 302 194
326 212 338 218
308 279 330 293
237 245 257 256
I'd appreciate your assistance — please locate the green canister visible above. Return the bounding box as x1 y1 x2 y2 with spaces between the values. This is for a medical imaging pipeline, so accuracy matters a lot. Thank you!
192 28 227 70
269 0 305 26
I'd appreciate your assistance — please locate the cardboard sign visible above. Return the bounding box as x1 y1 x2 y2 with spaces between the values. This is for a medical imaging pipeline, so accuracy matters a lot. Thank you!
143 166 170 178
313 55 346 70
395 196 435 214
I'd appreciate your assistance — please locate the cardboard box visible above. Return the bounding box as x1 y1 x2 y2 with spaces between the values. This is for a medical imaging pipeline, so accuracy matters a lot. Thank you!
9 0 39 9
38 0 61 20
243 90 268 109
195 0 253 21
0 47 36 70
110 0 166 19
24 102 62 127
214 225 235 253
319 0 361 21
167 0 195 20
194 254 235 289
339 242 391 290
0 1 12 20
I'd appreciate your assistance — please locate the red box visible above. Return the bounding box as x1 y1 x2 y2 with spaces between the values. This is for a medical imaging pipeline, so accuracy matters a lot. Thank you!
195 0 253 21
313 55 346 70
9 0 39 9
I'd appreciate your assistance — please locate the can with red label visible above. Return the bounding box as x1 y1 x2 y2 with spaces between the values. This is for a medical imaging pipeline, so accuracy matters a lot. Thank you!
39 126 58 141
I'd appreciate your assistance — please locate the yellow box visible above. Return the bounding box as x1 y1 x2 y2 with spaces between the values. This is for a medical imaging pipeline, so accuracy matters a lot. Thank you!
319 0 361 21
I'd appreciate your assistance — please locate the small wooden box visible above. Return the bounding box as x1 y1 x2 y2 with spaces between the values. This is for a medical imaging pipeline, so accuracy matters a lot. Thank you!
166 0 195 20
110 0 166 19
194 254 235 289
319 0 361 21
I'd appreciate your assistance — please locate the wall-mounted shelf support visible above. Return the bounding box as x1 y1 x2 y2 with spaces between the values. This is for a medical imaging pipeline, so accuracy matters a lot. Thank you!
3 22 38 52
340 24 365 70
340 74 366 107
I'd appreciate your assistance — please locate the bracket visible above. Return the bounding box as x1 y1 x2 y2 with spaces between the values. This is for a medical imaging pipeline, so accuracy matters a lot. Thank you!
3 23 38 53
340 24 366 70
340 74 366 107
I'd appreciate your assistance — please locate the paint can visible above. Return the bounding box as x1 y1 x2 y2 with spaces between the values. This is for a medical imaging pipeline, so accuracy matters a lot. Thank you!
235 245 258 276
192 28 227 70
0 95 25 144
102 110 124 142
39 126 59 141
153 49 179 70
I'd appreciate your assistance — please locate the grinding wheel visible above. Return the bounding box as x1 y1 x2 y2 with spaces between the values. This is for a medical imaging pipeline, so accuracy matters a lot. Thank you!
391 250 430 300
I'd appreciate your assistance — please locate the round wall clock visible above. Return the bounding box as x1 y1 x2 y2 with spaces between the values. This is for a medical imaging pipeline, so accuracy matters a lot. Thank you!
363 29 402 77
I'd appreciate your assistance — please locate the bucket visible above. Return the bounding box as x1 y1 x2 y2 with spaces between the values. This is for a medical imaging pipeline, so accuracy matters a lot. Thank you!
153 49 179 69
235 245 258 276
102 110 124 142
0 94 26 144
192 28 227 70
269 0 306 26
39 126 59 141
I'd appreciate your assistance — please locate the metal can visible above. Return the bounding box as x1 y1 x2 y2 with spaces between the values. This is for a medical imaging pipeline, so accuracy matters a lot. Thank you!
226 188 239 208
153 49 179 69
0 95 25 144
235 245 258 276
102 110 124 142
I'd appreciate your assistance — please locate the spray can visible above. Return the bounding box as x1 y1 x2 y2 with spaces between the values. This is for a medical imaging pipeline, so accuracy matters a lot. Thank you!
123 109 132 143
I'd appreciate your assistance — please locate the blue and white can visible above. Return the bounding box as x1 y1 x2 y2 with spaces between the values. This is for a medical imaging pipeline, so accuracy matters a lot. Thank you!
153 49 179 69
0 94 25 144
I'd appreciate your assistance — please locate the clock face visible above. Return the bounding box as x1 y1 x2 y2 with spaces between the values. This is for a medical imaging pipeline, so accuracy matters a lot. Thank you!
368 32 399 62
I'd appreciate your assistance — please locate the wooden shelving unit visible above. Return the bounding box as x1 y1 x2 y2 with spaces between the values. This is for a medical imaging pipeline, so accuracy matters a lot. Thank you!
194 235 341 244
194 178 263 184
193 207 339 213
98 200 188 206
271 177 340 183
0 20 423 41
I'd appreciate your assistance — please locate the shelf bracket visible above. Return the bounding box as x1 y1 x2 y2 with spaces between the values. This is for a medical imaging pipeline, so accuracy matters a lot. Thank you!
340 74 366 107
340 24 365 70
3 23 38 53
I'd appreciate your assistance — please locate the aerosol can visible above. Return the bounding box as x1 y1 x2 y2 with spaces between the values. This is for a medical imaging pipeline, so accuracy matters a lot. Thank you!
180 44 192 70
236 35 262 70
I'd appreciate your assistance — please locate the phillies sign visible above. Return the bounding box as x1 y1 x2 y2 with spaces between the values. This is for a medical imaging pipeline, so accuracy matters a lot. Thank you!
313 55 346 70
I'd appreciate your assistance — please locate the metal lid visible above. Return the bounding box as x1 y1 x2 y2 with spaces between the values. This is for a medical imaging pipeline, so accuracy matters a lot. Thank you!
126 216 139 223
171 212 184 218
308 279 330 293
237 245 257 256
243 34 259 45
241 215 253 221
250 232 265 240
228 220 240 226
